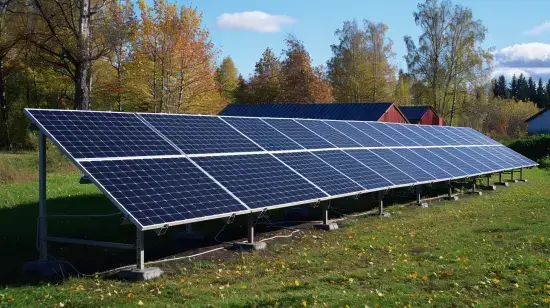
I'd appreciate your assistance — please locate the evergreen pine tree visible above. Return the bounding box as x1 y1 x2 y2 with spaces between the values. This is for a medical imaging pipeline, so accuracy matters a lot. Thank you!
528 77 536 102
536 78 545 108
510 74 518 101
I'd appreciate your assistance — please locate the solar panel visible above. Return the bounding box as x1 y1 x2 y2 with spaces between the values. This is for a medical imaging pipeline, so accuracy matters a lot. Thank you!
221 117 302 151
412 148 468 177
348 122 402 146
313 151 393 190
25 109 181 159
323 121 383 147
438 147 489 173
391 148 453 180
372 149 436 182
275 152 365 196
193 154 326 209
429 147 481 175
453 147 502 171
142 114 262 154
262 118 335 149
80 157 249 228
396 125 437 146
417 125 455 145
481 146 523 168
439 126 473 145
462 127 500 145
371 123 419 146
345 149 416 185
297 120 361 148
449 127 482 145
469 147 516 169
493 146 535 166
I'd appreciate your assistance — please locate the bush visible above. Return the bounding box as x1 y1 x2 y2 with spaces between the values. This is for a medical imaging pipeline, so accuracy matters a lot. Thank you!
537 155 550 169
507 134 550 161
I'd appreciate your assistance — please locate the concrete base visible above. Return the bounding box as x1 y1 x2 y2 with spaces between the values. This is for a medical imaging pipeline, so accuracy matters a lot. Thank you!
416 202 429 208
518 179 528 182
22 260 70 279
314 222 339 231
379 212 391 217
231 241 267 251
508 179 519 183
119 267 163 281
495 182 509 187
172 231 206 241
469 191 483 196
445 195 459 201
481 185 496 191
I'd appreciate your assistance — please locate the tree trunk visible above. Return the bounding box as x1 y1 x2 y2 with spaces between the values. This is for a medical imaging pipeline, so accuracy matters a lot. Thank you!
75 0 91 110
117 64 122 111
0 57 7 149
74 62 91 110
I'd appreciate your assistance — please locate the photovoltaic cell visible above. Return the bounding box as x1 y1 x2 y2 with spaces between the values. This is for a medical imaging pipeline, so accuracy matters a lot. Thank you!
372 149 436 182
193 154 326 209
493 146 535 166
80 158 248 227
323 121 383 147
481 146 522 168
430 147 481 175
26 109 181 159
440 127 473 145
372 123 419 146
417 125 456 145
345 149 415 185
275 152 365 196
441 147 492 173
391 148 453 180
454 147 502 171
348 122 402 146
142 114 262 154
297 119 361 148
463 128 500 145
393 125 437 146
412 148 467 177
314 151 393 190
469 147 515 169
262 118 335 149
450 128 482 145
222 117 302 151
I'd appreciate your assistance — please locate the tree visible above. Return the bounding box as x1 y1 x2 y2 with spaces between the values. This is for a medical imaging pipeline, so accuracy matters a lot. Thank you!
248 47 282 104
536 77 545 108
404 0 492 123
215 56 238 104
492 75 507 99
28 0 110 110
364 20 395 102
395 69 412 105
510 74 518 100
280 34 333 103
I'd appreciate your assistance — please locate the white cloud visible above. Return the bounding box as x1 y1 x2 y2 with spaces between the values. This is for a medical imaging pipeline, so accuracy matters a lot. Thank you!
215 11 294 33
525 21 550 36
492 43 550 80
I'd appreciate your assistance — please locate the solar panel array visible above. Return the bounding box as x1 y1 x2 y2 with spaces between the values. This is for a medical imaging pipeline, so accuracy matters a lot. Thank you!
25 109 537 231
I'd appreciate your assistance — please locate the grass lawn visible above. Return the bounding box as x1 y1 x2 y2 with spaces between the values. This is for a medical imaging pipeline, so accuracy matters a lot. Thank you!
0 152 549 307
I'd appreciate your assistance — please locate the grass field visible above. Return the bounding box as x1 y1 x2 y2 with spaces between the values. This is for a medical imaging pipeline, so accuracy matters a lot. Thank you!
1 152 549 307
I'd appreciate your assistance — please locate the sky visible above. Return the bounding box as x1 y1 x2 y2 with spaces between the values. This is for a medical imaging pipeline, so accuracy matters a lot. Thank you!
181 0 550 81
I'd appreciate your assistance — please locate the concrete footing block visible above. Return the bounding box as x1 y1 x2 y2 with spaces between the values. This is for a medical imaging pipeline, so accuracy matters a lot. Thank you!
469 191 483 196
172 231 206 241
119 267 163 281
481 185 496 191
519 179 528 182
231 241 267 251
314 222 339 231
495 182 509 187
508 179 519 183
379 212 391 217
416 202 429 208
445 196 459 201
22 260 70 279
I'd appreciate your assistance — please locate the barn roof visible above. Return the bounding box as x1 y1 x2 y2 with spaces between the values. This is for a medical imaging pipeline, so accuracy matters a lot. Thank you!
219 102 406 122
399 106 433 123
525 108 550 123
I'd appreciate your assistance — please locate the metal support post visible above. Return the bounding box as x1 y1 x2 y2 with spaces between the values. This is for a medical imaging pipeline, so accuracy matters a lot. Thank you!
415 185 421 205
499 172 502 183
38 132 48 261
518 167 527 182
136 228 144 270
510 169 515 181
321 201 329 225
448 181 453 198
472 178 476 193
247 214 255 244
378 190 384 216
487 175 490 187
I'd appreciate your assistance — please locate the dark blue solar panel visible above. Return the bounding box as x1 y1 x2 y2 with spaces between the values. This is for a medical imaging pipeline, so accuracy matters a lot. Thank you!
297 120 360 148
449 128 482 145
454 147 502 171
462 128 500 145
222 117 301 151
391 148 453 180
417 125 455 145
345 150 415 185
439 127 473 145
481 146 523 168
373 149 436 182
80 158 247 227
411 148 467 177
142 114 262 154
262 119 335 149
314 151 393 190
348 122 402 146
324 121 383 147
430 147 481 175
493 146 536 166
26 109 180 159
371 123 418 146
193 154 326 209
275 152 364 196
396 125 437 146
469 147 515 169
439 147 491 173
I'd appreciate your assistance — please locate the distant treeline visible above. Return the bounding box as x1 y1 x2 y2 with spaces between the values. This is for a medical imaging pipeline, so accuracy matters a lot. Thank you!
492 74 550 108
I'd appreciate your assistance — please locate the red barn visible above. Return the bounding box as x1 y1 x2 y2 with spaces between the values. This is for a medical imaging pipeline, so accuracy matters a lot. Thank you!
219 103 409 123
399 106 443 126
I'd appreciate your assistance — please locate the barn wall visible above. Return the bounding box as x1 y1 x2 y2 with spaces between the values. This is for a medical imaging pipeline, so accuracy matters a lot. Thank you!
528 111 550 135
379 105 408 123
418 109 443 125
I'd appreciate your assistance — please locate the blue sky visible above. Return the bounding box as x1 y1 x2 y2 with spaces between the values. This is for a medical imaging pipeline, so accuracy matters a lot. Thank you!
183 0 550 80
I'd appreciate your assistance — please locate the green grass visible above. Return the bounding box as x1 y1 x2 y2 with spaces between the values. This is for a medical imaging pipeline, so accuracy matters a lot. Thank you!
1 158 549 306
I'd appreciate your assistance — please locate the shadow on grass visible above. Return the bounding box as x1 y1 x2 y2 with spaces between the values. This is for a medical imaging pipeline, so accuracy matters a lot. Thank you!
0 180 471 287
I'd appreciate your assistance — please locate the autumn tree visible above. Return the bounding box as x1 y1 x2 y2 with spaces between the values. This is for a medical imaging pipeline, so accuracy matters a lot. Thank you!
215 56 238 104
394 69 412 105
246 48 282 104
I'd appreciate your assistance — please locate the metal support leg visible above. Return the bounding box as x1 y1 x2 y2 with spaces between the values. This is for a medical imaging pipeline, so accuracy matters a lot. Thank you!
519 167 527 182
378 190 384 216
446 181 458 200
136 228 144 270
321 201 329 225
247 214 255 244
472 178 476 193
314 200 338 230
38 132 48 261
495 172 508 186
487 175 490 187
511 169 515 181
415 185 428 207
